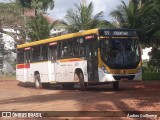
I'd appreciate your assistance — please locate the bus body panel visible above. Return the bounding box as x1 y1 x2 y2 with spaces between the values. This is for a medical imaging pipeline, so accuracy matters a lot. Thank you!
16 68 27 82
56 59 88 83
29 62 50 83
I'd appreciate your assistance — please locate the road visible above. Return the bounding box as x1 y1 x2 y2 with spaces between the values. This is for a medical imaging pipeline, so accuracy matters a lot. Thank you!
0 80 160 120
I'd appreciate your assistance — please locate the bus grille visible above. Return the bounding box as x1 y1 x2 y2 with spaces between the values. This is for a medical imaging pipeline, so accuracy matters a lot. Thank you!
113 75 135 80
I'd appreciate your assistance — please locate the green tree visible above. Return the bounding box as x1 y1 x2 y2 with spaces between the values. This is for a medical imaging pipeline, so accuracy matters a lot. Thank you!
19 0 54 13
25 14 54 41
110 0 142 29
141 0 160 46
17 0 55 41
65 1 105 33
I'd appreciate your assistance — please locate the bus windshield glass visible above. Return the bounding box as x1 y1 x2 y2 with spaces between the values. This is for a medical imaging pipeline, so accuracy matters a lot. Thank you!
100 38 141 69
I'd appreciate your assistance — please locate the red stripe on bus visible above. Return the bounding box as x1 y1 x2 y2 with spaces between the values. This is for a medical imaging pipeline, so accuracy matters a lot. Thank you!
17 64 30 69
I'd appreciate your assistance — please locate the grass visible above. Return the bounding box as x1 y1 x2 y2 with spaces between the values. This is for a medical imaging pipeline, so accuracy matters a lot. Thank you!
143 72 160 81
0 74 16 81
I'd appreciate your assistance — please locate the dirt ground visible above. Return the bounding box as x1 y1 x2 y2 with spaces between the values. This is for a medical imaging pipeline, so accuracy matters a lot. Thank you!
0 80 160 120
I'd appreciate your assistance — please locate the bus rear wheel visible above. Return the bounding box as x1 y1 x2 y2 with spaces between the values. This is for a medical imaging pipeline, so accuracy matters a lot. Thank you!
62 83 74 89
79 73 87 91
113 81 119 90
34 74 42 89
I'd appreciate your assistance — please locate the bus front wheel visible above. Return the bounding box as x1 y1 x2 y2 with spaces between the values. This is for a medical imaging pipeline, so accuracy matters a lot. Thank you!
79 73 87 91
34 74 42 89
113 81 119 90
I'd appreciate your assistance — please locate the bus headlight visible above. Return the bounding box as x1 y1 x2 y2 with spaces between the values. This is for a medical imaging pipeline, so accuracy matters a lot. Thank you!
102 66 109 73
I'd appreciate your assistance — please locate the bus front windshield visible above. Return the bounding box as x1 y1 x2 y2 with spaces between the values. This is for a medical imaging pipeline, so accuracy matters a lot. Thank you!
100 38 141 69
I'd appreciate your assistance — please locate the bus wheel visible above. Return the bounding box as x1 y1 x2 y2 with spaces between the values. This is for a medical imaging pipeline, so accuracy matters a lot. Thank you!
79 73 87 91
113 81 119 90
42 83 50 88
62 83 74 89
34 74 42 89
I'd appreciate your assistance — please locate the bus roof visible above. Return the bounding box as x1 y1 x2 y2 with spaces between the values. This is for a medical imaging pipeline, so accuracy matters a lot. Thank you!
17 28 138 49
17 29 99 49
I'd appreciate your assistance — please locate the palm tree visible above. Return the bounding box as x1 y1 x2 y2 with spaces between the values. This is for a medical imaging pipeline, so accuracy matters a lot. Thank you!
65 1 104 33
110 0 142 29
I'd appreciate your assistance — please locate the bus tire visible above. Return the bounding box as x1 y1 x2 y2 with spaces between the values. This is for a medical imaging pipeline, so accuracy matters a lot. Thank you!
62 83 74 89
79 72 87 91
113 81 119 90
34 74 42 89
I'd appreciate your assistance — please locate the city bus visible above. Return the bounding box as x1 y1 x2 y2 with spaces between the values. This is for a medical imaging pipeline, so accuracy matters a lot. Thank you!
16 28 142 90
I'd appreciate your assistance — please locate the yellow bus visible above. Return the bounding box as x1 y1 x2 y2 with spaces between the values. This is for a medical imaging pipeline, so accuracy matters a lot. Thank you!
16 28 142 90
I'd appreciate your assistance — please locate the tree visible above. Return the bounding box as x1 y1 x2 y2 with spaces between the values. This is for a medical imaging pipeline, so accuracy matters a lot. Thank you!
65 1 105 33
0 2 26 44
141 0 160 46
19 0 54 13
110 0 142 29
18 0 55 41
25 14 54 41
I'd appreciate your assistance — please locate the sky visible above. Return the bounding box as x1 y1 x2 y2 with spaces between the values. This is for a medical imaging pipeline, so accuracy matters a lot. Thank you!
0 0 129 21
48 0 129 21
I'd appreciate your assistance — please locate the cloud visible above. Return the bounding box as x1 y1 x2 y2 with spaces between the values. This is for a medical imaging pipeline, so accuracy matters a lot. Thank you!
48 0 129 21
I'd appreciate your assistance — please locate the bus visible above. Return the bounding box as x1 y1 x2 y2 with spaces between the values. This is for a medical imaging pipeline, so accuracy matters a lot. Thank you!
16 28 142 90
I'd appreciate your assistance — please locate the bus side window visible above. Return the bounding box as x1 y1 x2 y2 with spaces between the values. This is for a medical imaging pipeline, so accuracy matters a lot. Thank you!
41 44 48 61
17 49 24 63
32 46 41 62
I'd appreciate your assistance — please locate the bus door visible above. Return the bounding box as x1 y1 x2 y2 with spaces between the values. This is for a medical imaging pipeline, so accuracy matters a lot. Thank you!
85 35 99 82
49 42 57 82
24 47 31 82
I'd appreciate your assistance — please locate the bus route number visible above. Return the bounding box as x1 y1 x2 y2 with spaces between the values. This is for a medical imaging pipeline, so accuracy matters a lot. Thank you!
104 31 110 35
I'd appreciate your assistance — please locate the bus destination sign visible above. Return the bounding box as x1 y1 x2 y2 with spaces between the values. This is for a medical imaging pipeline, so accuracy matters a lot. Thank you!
99 29 137 37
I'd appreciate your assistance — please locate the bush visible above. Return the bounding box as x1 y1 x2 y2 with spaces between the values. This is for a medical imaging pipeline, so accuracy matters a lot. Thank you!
143 72 160 80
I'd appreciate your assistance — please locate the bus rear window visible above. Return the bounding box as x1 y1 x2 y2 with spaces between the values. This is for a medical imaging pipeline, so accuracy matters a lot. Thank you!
17 49 24 64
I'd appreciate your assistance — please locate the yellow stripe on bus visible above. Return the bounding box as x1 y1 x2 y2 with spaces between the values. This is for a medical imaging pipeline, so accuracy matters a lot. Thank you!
17 29 99 49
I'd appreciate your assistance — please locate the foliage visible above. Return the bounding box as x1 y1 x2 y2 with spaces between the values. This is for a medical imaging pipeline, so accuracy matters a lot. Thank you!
143 72 160 80
18 0 55 41
0 2 23 27
19 0 54 12
25 14 54 41
0 2 28 44
148 47 160 68
143 59 160 80
141 0 160 46
110 1 142 29
65 2 106 33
